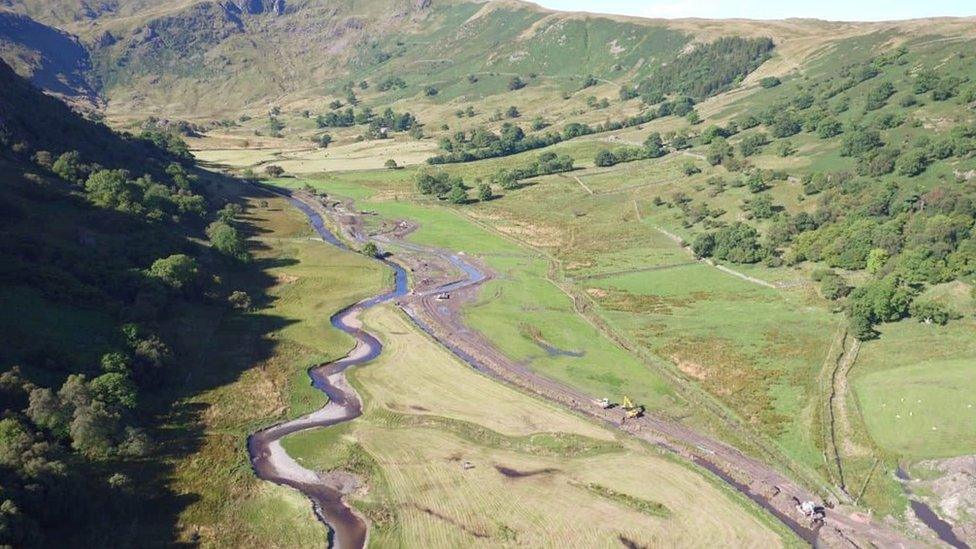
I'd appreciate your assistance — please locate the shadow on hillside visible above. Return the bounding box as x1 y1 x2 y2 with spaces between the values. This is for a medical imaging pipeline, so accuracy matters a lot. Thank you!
136 177 314 545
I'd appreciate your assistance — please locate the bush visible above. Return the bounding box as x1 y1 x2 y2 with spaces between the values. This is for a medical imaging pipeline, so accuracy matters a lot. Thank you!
361 242 379 257
264 165 284 178
228 290 252 310
840 128 883 157
759 76 781 88
384 159 398 169
909 300 956 325
896 149 930 177
508 76 526 91
819 272 850 300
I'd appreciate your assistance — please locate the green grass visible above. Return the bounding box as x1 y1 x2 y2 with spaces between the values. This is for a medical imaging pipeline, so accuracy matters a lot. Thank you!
167 190 389 545
855 358 976 458
853 319 976 459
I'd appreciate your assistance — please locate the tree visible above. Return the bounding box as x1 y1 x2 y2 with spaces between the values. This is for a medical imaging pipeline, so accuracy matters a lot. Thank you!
478 182 493 202
101 352 131 374
264 165 285 178
384 159 398 169
816 118 843 139
505 106 520 118
866 248 890 274
748 194 775 219
148 254 199 290
594 150 617 167
85 170 135 210
770 115 801 138
424 86 438 96
52 150 84 183
26 388 69 437
90 373 137 411
69 400 117 458
692 233 715 258
681 161 701 176
865 81 895 110
711 223 764 263
314 133 333 148
706 138 732 165
759 76 781 88
840 128 883 157
848 313 877 341
448 183 468 204
644 132 666 158
206 221 249 261
361 242 379 257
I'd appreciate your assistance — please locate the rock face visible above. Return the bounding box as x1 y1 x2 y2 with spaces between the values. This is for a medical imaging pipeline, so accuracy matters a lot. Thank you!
226 0 285 15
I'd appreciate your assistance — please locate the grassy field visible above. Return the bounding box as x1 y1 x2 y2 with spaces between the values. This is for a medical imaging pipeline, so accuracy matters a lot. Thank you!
283 305 794 547
165 189 388 545
357 198 679 410
853 316 976 459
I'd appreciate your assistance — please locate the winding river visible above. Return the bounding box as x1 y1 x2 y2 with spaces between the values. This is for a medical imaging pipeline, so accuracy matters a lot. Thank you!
247 194 412 549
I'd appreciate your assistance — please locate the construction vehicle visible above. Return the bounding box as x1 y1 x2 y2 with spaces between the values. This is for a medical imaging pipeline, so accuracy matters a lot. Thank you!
595 397 612 409
621 396 644 419
794 497 826 526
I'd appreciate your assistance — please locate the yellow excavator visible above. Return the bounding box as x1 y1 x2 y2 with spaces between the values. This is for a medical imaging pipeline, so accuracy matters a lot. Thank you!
621 395 644 419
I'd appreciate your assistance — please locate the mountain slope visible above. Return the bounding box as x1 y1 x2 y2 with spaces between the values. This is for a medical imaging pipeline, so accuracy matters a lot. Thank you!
0 11 96 102
2 0 975 120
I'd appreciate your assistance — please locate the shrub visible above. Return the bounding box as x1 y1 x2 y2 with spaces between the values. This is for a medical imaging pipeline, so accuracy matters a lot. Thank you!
361 242 379 257
508 76 526 91
909 300 956 325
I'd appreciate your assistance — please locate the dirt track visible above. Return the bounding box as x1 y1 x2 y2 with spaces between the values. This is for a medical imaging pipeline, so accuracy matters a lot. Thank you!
290 190 925 548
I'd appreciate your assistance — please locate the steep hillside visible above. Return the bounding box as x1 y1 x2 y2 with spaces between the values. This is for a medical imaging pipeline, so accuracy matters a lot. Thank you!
0 59 264 545
0 11 96 102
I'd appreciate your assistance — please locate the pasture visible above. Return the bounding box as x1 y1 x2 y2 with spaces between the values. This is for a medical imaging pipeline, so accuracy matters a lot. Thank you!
282 305 793 547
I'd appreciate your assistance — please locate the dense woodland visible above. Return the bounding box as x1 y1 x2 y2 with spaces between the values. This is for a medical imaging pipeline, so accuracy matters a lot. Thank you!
0 61 249 545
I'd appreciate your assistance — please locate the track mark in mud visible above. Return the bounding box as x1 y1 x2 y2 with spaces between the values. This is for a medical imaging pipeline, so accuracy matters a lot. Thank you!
410 504 491 539
618 534 646 549
493 465 560 478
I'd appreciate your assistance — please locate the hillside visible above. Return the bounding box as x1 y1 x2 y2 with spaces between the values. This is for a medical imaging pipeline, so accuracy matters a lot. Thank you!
0 59 271 545
2 0 972 120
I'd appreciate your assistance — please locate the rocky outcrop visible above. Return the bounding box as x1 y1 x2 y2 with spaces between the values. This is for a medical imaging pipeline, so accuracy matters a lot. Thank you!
224 0 285 15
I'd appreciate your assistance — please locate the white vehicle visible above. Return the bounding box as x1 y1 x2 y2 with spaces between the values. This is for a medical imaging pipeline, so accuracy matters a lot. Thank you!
436 292 450 300
595 397 612 409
